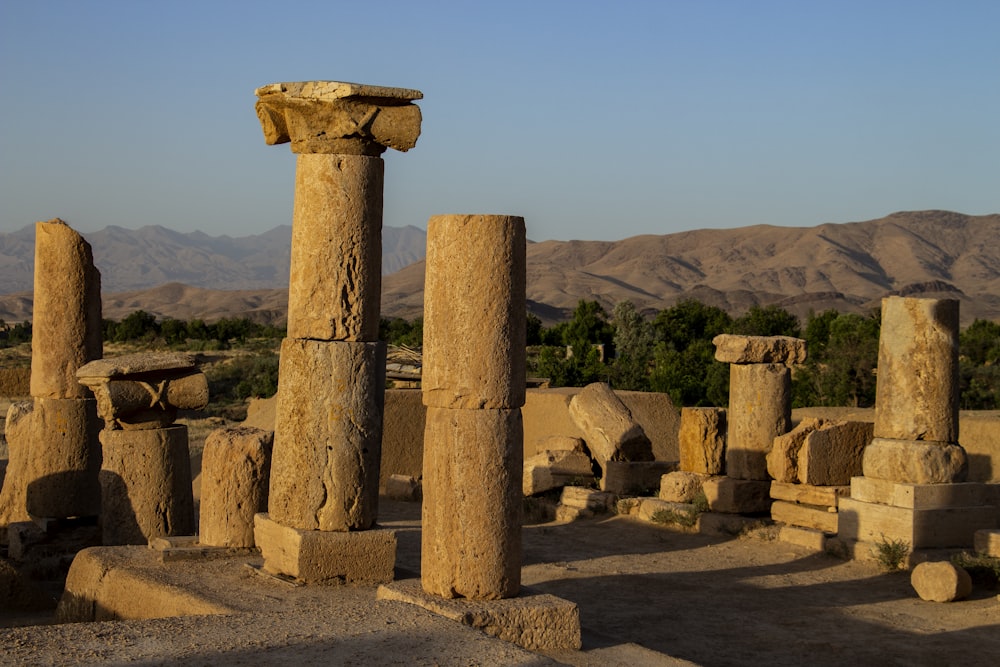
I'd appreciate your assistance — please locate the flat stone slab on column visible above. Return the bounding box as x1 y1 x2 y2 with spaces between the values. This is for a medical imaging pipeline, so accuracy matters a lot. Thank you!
712 334 807 364
377 578 582 651
254 513 396 585
255 80 422 155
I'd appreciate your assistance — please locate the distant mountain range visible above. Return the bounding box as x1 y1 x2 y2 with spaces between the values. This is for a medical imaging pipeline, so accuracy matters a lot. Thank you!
1 211 998 326
0 223 427 293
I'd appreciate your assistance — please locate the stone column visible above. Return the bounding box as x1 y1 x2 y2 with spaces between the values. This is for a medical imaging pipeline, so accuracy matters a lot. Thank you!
252 81 422 584
421 214 526 600
714 334 805 481
838 298 993 560
863 297 966 483
0 219 102 529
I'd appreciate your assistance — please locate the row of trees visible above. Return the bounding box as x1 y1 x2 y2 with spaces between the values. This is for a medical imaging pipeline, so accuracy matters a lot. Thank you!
6 303 1000 410
528 299 1000 411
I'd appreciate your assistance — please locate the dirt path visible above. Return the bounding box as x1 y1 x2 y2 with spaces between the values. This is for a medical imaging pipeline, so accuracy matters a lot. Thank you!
3 500 999 666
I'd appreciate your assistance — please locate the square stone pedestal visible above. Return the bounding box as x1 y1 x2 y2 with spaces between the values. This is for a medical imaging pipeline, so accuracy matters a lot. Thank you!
377 578 581 651
837 477 998 559
254 513 396 585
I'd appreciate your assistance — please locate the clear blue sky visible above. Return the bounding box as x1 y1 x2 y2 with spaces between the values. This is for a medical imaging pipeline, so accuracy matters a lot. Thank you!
1 1 997 242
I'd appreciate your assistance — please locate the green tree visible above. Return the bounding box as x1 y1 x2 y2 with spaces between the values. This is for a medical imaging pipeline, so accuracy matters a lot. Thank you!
653 299 732 351
731 304 801 337
794 311 879 407
114 310 159 342
609 300 654 390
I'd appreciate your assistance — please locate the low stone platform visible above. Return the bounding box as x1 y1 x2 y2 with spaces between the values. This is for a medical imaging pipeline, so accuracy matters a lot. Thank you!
377 578 581 651
254 513 396 585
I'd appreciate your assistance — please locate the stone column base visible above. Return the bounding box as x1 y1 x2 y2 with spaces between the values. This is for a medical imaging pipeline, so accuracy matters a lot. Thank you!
377 578 581 651
837 477 998 551
253 513 396 585
702 477 772 514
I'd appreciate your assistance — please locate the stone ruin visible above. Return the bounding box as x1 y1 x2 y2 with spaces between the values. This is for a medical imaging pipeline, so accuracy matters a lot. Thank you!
2 80 999 656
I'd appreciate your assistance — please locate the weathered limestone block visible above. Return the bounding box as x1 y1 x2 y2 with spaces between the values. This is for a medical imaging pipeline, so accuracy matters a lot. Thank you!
974 529 1000 557
199 427 273 548
30 219 102 400
25 398 101 518
659 471 708 503
862 438 968 485
99 425 194 545
678 407 726 475
77 353 207 430
770 500 838 534
0 402 35 531
568 383 654 468
874 297 959 442
286 154 384 341
523 449 595 496
713 334 807 365
778 525 828 551
559 486 616 512
838 497 997 549
422 406 522 600
798 420 874 486
385 474 421 501
766 418 824 483
911 561 972 602
770 481 849 508
600 461 677 495
255 81 423 155
254 513 396 585
268 338 385 531
538 435 587 452
726 363 790 480
850 477 990 509
422 214 526 410
702 477 772 514
377 579 582 651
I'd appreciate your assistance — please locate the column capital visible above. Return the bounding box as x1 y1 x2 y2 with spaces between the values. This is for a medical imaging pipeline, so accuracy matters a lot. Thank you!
255 81 423 155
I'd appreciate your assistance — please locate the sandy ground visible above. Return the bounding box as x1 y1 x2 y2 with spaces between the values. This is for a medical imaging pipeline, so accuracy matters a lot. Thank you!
3 499 999 666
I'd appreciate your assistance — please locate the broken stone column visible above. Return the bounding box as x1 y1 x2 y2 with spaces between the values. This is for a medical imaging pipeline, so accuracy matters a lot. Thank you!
77 353 207 545
714 334 804 481
863 297 966 483
420 214 526 600
199 427 272 548
252 81 422 584
838 297 997 560
0 219 102 531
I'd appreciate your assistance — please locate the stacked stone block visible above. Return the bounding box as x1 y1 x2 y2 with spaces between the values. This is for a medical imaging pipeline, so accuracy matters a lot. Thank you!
199 427 272 548
420 214 526 600
251 81 422 584
699 334 805 513
766 418 873 548
838 297 997 559
0 219 102 537
659 407 726 505
77 353 207 545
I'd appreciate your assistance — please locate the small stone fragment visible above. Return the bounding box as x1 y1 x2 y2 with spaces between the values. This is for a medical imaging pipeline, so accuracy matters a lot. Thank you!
911 561 972 602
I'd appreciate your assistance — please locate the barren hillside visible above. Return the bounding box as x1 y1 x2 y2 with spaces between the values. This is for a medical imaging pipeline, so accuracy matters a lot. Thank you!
1 211 997 325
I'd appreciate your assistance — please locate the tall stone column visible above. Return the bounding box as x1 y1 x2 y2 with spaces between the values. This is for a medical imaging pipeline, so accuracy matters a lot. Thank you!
0 219 102 531
420 215 526 600
377 215 582 652
252 81 422 584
